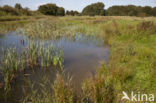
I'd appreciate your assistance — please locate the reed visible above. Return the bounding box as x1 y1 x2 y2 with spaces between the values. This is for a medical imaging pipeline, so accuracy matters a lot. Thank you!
1 40 64 96
23 20 65 39
22 73 74 103
2 48 22 94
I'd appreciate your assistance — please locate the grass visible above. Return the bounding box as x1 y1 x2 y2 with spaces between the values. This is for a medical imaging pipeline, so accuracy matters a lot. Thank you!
0 20 30 34
0 15 45 34
0 16 28 22
80 17 156 103
0 16 156 103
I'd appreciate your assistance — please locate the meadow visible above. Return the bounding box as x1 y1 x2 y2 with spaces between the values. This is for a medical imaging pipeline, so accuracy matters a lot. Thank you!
0 16 156 103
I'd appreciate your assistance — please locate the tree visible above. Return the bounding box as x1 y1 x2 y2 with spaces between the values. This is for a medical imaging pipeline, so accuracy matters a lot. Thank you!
38 3 65 16
66 10 79 16
152 7 156 16
57 7 65 16
73 11 80 16
15 3 22 9
21 7 32 16
69 10 74 16
82 2 105 16
106 5 154 17
38 4 58 15
2 5 18 15
142 6 152 16
66 10 70 15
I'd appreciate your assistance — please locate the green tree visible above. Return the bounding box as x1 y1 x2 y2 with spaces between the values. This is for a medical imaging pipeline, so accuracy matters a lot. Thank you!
152 7 156 16
82 2 105 16
57 7 65 16
38 3 65 16
2 5 18 15
38 4 58 15
142 6 152 16
106 5 154 17
69 10 74 16
66 10 80 16
73 11 80 16
15 3 22 9
21 7 32 16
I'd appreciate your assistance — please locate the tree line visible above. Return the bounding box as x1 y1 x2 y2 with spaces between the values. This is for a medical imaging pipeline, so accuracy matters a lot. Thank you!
0 3 32 16
1 2 156 17
106 5 156 17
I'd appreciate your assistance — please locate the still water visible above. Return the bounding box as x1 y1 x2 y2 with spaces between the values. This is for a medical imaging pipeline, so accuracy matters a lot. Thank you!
0 31 109 97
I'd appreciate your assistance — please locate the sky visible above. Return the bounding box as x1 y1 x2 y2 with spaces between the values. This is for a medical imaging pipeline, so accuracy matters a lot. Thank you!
0 0 156 12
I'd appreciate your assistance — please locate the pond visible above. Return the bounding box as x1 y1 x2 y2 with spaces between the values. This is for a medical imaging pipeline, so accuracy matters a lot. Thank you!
0 31 109 101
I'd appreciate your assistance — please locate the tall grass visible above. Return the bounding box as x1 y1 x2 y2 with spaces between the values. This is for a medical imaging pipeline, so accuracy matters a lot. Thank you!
0 16 44 34
0 20 30 34
80 18 156 102
23 19 66 39
2 48 24 94
22 73 74 103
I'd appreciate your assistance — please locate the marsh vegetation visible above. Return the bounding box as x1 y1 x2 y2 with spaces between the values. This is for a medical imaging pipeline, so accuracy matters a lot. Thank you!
0 16 156 103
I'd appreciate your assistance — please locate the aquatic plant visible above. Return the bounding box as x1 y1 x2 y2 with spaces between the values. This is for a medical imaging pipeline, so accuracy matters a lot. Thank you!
2 48 22 94
52 73 74 103
1 40 64 96
23 20 65 39
22 73 74 103
0 20 30 34
27 42 39 67
24 40 64 69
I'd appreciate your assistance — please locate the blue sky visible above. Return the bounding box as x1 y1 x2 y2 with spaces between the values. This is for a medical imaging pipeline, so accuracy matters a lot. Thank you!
0 0 156 12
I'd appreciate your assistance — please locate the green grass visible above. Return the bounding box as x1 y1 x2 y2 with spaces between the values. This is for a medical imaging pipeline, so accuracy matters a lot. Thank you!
80 17 156 103
0 15 45 34
0 20 30 34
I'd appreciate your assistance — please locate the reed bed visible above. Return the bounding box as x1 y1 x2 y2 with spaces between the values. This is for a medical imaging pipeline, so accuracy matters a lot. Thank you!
1 40 64 95
22 18 102 40
23 19 66 39
0 20 30 34
0 16 44 34
22 72 74 103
